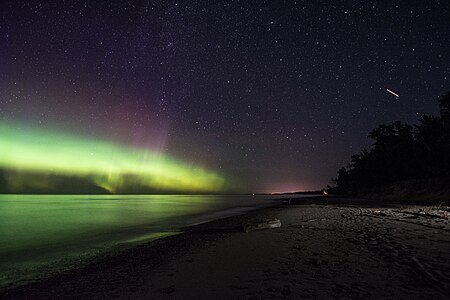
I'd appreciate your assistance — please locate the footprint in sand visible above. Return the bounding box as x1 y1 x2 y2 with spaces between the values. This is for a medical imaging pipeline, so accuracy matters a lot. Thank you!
156 285 175 294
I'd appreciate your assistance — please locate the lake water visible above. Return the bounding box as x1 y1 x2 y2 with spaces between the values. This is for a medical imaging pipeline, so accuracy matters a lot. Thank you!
0 194 305 287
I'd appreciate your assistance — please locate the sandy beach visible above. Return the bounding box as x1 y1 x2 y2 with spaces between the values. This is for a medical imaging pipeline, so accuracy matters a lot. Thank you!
2 197 450 299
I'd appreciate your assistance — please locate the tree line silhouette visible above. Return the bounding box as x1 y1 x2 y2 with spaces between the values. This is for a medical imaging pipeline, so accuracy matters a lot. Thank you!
331 92 450 194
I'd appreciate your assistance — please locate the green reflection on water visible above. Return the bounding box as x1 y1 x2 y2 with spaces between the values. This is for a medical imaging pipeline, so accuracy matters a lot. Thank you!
0 194 220 287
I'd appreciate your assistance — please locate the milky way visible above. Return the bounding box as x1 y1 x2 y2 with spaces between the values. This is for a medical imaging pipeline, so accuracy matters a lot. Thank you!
0 1 449 193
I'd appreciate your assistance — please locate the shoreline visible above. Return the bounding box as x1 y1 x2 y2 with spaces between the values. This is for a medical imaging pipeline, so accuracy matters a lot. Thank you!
0 194 289 290
1 198 291 297
2 197 450 299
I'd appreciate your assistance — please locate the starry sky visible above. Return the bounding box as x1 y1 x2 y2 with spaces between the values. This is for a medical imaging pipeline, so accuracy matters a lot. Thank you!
0 1 449 193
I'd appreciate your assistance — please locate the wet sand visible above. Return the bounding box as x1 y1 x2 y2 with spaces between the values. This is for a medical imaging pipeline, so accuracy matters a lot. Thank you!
2 197 450 299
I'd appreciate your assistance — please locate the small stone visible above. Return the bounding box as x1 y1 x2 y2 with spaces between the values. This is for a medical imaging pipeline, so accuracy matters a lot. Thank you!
242 219 282 232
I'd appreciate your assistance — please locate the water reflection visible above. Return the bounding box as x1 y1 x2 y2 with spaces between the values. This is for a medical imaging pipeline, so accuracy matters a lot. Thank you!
0 194 288 286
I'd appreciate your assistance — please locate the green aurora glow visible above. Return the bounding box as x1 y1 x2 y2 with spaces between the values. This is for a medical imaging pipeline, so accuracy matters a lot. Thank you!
0 123 226 193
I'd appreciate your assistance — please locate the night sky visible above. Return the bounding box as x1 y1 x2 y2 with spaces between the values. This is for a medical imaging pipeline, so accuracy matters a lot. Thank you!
1 1 449 193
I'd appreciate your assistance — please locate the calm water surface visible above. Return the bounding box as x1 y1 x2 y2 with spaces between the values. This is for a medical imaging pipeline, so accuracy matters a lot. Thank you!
0 194 301 287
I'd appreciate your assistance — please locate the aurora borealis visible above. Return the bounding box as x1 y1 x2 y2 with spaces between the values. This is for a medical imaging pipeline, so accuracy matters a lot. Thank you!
0 123 225 193
0 1 449 193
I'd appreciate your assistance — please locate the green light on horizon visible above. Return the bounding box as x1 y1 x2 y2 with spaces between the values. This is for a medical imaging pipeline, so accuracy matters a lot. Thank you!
0 123 226 193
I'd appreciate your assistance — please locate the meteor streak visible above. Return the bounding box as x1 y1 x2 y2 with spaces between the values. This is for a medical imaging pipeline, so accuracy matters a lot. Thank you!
386 88 399 98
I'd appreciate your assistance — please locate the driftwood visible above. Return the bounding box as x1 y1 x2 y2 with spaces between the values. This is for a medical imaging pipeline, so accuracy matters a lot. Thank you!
242 219 282 232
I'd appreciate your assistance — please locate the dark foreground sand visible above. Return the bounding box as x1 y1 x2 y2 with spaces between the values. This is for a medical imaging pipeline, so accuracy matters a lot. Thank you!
1 197 450 299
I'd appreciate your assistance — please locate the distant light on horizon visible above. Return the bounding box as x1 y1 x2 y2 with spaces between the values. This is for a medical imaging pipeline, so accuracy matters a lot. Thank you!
264 184 311 194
